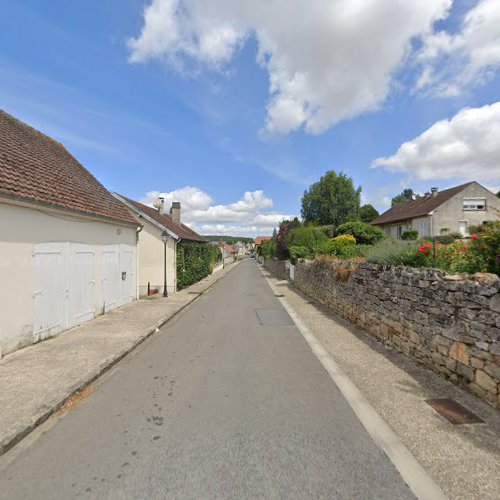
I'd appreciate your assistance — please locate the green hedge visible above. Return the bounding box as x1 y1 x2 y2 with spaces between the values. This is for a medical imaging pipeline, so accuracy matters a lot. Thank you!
176 242 221 290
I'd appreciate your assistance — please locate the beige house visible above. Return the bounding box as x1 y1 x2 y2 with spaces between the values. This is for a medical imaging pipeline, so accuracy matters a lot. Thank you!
113 195 208 297
372 182 500 238
0 110 140 358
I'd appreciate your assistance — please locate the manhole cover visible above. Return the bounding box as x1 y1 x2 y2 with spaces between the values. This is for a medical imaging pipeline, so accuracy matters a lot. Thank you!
255 309 294 326
425 398 483 425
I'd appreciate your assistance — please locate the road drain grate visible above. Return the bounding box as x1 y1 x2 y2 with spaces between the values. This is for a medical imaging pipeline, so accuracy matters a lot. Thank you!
425 398 484 425
275 294 284 297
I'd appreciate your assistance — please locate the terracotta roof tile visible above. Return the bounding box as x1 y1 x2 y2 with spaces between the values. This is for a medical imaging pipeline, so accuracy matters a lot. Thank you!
0 110 138 225
372 183 474 225
116 194 208 243
254 236 272 245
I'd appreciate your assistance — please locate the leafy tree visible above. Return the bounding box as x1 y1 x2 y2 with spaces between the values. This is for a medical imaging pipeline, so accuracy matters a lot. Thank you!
497 189 500 198
359 204 379 223
286 226 328 251
391 188 415 207
301 171 361 226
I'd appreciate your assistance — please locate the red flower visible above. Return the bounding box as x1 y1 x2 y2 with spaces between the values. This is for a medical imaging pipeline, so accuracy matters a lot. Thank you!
471 234 479 240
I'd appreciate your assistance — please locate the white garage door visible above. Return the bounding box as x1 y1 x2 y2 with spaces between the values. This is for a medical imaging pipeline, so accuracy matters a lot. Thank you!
120 244 135 305
102 244 136 312
34 242 98 343
102 245 120 312
68 244 95 328
33 243 68 342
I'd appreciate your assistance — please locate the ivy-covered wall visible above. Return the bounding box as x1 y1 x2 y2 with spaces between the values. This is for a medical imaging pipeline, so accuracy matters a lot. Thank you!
176 241 221 290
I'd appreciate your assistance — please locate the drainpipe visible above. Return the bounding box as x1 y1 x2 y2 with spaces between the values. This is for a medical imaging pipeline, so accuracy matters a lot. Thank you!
136 225 142 300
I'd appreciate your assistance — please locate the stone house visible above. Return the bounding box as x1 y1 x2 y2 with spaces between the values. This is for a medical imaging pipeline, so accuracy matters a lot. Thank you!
0 110 140 358
372 182 500 238
113 195 207 296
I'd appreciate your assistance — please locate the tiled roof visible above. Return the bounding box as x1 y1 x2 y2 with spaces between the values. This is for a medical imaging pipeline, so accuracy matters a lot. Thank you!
371 183 474 225
222 243 237 253
116 194 208 243
254 236 272 245
0 110 138 225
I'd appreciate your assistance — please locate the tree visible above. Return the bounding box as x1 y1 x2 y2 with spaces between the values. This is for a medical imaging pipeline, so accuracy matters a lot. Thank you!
497 189 500 198
359 204 379 223
391 188 415 207
301 171 361 227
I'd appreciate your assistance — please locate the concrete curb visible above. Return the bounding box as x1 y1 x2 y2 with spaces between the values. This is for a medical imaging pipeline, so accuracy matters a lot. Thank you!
0 261 242 457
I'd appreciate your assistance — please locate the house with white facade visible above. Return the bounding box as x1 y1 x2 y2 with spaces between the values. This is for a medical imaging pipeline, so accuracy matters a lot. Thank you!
372 182 500 238
113 195 208 297
0 110 140 358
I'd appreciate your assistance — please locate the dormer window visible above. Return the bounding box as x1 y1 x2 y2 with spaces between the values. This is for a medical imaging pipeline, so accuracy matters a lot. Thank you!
463 198 486 211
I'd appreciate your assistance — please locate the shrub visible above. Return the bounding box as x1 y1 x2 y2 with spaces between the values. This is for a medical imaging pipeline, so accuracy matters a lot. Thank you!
286 226 328 253
433 234 456 245
319 234 358 259
335 221 385 245
470 221 500 275
401 230 418 240
289 245 314 264
260 238 277 258
177 242 221 290
449 231 463 239
318 225 336 238
366 239 419 266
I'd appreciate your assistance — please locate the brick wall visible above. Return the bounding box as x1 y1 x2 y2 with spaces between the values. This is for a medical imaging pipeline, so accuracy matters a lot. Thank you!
294 259 500 409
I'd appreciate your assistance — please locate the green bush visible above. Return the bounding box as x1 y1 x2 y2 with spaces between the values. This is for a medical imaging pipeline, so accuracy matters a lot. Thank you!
366 240 419 266
318 225 336 238
286 226 328 252
335 221 385 245
260 238 277 258
176 242 221 290
433 234 456 245
289 245 314 264
401 230 418 240
471 221 500 275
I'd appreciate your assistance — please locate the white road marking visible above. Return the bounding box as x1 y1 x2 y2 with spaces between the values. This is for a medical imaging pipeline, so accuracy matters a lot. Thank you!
259 265 448 500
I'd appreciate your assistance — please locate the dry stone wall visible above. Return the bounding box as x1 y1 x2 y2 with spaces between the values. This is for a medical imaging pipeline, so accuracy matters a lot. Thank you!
264 258 290 281
293 260 500 409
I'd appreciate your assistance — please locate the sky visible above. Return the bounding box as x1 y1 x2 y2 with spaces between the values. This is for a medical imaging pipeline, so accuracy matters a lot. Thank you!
1 0 499 237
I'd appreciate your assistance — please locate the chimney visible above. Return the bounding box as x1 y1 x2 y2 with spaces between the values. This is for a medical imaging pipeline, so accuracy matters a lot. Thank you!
431 187 438 197
170 201 181 225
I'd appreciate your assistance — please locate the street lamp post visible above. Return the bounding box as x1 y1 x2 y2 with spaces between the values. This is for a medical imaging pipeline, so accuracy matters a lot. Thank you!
161 231 168 297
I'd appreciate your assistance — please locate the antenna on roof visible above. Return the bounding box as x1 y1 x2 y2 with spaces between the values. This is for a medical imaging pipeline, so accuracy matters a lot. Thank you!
153 197 165 213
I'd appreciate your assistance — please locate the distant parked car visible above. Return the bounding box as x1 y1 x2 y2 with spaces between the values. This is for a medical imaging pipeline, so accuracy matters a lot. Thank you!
249 253 255 258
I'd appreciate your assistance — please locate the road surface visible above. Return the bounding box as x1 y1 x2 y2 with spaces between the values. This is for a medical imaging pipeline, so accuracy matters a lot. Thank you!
0 259 413 499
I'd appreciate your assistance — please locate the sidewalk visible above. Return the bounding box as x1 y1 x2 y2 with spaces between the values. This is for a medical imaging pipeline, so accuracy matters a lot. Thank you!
262 266 500 500
0 261 240 456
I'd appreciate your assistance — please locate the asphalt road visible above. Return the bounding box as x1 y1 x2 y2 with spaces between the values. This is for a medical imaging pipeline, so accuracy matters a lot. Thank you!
0 260 414 499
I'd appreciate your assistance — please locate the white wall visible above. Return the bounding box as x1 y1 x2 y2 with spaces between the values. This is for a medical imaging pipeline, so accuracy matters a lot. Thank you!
0 201 137 357
135 218 177 296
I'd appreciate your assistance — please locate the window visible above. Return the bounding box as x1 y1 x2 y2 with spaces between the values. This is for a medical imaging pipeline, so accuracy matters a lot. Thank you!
463 198 486 211
397 226 403 238
415 221 426 237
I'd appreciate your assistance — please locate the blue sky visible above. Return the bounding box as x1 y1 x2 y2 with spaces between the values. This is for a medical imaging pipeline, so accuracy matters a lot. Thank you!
1 0 499 236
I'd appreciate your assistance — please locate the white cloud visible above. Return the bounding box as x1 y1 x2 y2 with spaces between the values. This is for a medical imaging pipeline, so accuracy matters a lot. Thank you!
416 0 500 95
128 0 450 134
372 101 500 183
140 186 294 236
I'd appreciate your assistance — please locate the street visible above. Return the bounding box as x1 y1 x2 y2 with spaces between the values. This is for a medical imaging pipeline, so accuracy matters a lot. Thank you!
0 259 413 499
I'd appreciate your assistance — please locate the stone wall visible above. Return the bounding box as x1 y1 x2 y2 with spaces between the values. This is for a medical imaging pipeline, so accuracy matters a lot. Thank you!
264 258 290 281
294 259 500 409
